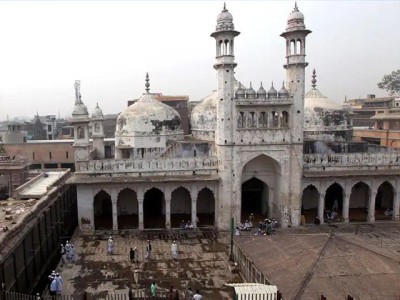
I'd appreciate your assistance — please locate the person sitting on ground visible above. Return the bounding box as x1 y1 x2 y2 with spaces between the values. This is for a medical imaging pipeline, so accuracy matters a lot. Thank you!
271 218 279 230
186 221 194 229
384 208 393 216
258 221 264 230
255 228 262 236
265 220 272 235
244 220 251 231
314 216 321 225
237 222 245 230
235 226 241 236
180 220 186 230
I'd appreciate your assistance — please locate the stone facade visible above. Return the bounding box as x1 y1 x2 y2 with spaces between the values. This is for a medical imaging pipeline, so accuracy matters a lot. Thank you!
70 4 400 232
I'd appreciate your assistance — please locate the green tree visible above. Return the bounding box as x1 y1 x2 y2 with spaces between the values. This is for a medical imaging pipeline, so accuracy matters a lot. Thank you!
377 69 400 96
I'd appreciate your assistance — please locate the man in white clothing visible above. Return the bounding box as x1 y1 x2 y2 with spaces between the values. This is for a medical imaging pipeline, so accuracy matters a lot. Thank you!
171 241 178 259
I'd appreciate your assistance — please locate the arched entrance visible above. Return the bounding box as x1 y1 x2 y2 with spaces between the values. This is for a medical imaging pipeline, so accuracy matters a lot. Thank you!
0 174 9 200
171 187 191 228
241 155 281 224
375 181 394 220
143 188 165 228
93 190 112 230
117 188 138 229
301 185 319 223
197 188 215 227
241 178 269 223
324 183 343 222
349 182 369 222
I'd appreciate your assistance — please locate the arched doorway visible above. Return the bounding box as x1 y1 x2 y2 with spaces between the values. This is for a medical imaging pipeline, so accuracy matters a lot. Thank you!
197 188 215 227
93 190 112 230
301 185 319 223
241 155 281 224
241 177 269 223
117 188 138 229
324 183 343 222
143 188 165 228
375 181 394 220
349 182 369 222
171 187 191 228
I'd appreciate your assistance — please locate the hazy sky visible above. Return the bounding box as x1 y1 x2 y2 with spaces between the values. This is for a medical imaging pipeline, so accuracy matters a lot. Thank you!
0 1 399 121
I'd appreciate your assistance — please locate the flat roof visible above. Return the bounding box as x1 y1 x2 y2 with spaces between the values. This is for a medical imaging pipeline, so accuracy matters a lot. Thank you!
18 171 68 199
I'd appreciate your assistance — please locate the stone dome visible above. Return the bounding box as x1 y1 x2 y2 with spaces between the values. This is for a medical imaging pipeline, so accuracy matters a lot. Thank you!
215 3 235 32
257 82 267 97
115 75 183 149
246 82 256 98
268 82 278 98
191 80 242 141
72 103 88 118
286 3 306 31
304 70 352 142
91 103 104 119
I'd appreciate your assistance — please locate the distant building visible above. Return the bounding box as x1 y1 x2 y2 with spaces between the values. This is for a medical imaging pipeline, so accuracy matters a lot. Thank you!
0 122 27 144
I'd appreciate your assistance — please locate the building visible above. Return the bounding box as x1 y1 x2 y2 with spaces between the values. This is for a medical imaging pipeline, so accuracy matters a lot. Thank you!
69 4 400 233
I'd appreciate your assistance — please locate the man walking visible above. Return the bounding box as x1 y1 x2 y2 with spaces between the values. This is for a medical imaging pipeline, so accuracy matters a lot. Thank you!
146 240 152 260
108 237 114 254
171 240 178 259
150 281 156 299
60 244 67 267
129 247 135 263
193 289 203 300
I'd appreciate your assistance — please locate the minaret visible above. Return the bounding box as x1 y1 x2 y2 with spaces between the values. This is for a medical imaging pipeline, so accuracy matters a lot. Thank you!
91 102 105 159
280 2 311 143
211 4 240 229
211 3 240 145
70 80 91 163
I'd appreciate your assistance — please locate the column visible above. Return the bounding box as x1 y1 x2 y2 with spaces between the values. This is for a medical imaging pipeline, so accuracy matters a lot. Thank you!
112 201 118 231
318 192 325 224
165 196 171 230
138 197 144 230
393 185 400 221
342 188 350 223
367 189 377 223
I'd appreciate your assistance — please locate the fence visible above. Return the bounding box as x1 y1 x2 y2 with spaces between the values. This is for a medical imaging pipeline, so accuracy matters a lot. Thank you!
0 290 178 300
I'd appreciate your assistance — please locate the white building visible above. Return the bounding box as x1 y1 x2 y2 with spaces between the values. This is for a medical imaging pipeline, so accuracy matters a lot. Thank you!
69 4 400 232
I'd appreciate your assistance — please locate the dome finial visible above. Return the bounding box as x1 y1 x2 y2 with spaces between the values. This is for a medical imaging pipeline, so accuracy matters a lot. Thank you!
294 2 299 12
311 69 317 89
74 80 82 104
250 81 252 88
145 72 150 94
260 81 263 88
223 2 227 11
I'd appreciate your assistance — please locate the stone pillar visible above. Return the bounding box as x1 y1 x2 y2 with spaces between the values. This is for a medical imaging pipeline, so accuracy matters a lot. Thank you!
342 189 350 223
138 198 144 230
393 182 400 221
191 188 198 229
318 192 325 224
165 197 171 230
367 189 377 223
112 201 118 231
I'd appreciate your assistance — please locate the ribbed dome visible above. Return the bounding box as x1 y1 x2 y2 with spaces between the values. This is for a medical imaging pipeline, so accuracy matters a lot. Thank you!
286 3 306 31
236 83 245 98
215 3 235 31
268 82 278 98
246 82 256 98
91 103 104 119
257 82 267 96
278 82 289 97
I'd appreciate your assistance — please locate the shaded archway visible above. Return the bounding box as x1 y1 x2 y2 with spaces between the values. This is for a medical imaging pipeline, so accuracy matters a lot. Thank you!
375 181 394 220
171 187 192 228
349 182 369 222
324 183 343 222
143 188 165 228
93 190 112 230
117 188 138 229
301 185 319 223
197 188 215 226
241 154 281 224
241 177 269 223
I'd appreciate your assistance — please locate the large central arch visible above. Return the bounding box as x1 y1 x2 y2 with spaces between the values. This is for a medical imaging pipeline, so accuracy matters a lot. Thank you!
93 190 112 230
143 188 165 228
349 182 369 222
241 154 281 223
301 185 319 223
171 187 192 228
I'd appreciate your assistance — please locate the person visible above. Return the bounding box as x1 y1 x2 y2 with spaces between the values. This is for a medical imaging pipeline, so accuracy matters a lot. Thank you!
49 277 57 296
235 226 241 236
134 270 139 287
146 240 152 260
186 221 194 229
332 199 339 211
180 220 186 230
185 287 193 300
171 240 178 259
70 245 77 263
384 208 393 216
60 244 67 267
265 220 272 235
314 216 321 225
244 220 251 231
193 289 203 300
108 237 114 254
150 281 156 299
249 213 254 222
130 247 135 263
168 286 174 300
55 273 63 295
65 241 72 262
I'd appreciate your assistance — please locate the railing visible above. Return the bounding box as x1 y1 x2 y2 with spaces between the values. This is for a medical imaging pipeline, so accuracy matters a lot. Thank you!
304 152 400 168
0 290 177 300
75 156 218 174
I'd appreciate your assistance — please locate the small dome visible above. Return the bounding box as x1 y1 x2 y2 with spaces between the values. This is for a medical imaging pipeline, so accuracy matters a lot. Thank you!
267 82 278 98
92 103 104 119
257 82 267 97
236 82 245 98
286 3 306 31
72 103 88 118
215 3 235 31
278 82 289 97
246 82 256 98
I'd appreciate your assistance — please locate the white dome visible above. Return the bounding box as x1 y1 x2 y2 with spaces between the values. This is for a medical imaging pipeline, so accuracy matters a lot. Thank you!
286 3 306 31
115 93 183 148
91 103 104 119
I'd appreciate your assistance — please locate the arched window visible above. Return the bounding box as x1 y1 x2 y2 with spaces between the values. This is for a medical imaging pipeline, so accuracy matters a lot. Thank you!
290 40 296 55
237 112 244 128
296 39 302 54
272 111 279 127
77 126 85 139
282 111 289 127
224 39 230 55
218 40 223 56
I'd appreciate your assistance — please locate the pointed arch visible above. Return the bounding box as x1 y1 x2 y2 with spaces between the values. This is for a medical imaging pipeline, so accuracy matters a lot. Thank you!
302 184 319 223
143 187 165 228
117 188 138 229
324 182 344 222
171 187 192 228
93 190 112 230
375 181 394 220
197 187 215 226
349 181 370 222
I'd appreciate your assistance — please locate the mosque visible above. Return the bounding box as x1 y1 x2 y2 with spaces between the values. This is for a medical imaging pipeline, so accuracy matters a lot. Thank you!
69 4 400 232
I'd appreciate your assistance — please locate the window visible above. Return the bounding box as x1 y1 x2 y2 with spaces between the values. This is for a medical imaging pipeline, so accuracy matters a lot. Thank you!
66 151 69 159
49 152 52 159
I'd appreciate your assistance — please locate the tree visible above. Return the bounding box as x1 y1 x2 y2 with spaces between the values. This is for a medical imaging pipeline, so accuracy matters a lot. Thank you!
377 70 400 96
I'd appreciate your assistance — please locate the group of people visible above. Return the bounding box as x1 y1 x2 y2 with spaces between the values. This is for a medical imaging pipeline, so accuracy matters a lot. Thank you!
48 270 63 296
149 283 203 300
60 241 77 266
180 220 194 230
236 213 279 236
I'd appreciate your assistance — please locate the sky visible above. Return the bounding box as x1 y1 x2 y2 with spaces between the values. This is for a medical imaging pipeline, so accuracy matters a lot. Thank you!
0 1 399 121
